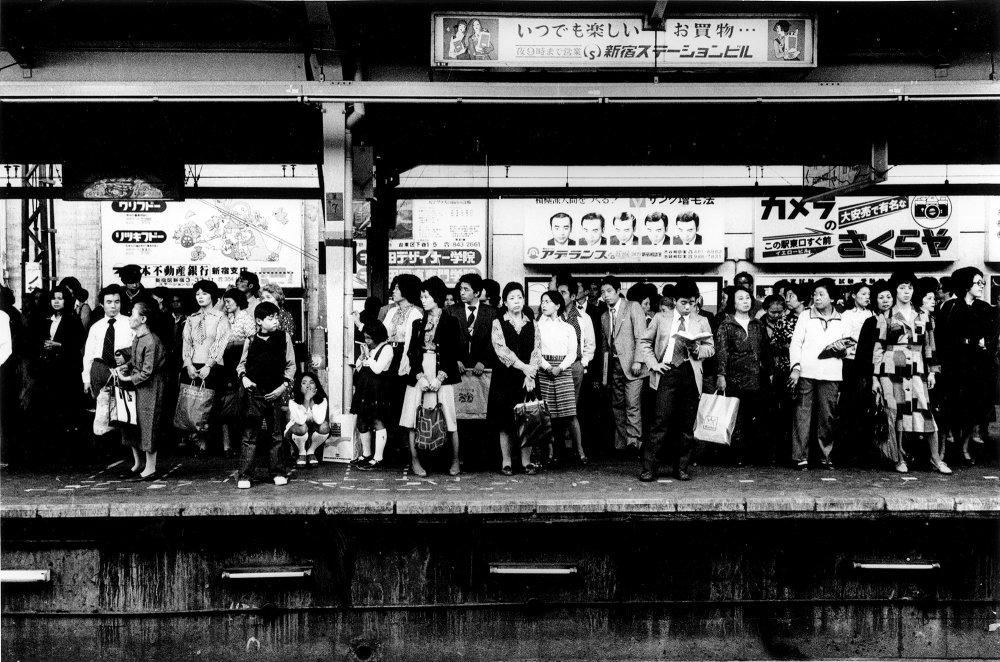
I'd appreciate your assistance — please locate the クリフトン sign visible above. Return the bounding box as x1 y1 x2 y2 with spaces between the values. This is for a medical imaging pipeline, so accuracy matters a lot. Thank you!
102 199 304 288
432 13 815 68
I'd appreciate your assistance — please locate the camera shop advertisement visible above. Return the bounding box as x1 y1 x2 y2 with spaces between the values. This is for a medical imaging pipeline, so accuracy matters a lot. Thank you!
353 199 487 291
511 196 731 265
752 194 985 264
102 199 304 288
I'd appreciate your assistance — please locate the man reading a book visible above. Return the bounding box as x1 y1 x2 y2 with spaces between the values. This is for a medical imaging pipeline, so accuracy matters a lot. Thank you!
637 277 715 481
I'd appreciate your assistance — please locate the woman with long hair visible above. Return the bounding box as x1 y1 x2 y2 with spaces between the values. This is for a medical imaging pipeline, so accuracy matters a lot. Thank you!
873 271 951 474
715 286 768 465
28 286 85 438
398 277 462 477
287 371 330 466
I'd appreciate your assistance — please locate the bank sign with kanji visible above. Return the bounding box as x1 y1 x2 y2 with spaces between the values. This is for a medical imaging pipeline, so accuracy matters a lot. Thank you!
752 195 993 264
431 13 815 68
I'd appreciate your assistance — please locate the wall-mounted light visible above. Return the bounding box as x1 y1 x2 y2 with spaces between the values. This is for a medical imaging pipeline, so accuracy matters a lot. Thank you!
489 563 578 576
0 569 52 584
222 565 313 580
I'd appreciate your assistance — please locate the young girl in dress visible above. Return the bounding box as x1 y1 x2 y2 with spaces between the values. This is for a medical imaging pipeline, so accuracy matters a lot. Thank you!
287 372 330 466
351 320 393 470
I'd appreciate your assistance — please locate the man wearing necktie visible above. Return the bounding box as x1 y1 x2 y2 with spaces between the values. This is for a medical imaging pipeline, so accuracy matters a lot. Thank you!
599 275 648 455
446 273 497 376
82 285 136 397
638 277 715 481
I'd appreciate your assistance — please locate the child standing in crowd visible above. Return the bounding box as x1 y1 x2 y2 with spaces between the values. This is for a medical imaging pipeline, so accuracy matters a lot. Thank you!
350 321 393 470
114 301 167 481
287 371 330 467
235 301 295 489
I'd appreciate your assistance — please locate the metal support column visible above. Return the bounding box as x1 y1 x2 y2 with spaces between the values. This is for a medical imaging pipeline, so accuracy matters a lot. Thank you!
19 164 56 296
320 104 351 414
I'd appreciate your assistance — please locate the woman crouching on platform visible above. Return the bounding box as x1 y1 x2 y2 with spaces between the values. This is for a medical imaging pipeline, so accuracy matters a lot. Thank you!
398 276 462 477
487 282 541 476
536 290 586 470
287 371 330 467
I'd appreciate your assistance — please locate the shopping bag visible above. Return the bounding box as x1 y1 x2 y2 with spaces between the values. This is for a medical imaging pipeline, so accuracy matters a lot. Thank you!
514 391 554 449
110 377 138 427
93 386 114 436
323 413 357 463
455 370 491 420
415 392 447 452
173 378 215 433
693 390 740 445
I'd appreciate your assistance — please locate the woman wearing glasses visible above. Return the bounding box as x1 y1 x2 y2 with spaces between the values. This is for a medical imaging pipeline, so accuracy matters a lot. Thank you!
936 267 996 466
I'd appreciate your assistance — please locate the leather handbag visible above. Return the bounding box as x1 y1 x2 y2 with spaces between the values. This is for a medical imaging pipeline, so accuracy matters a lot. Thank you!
415 392 447 452
514 390 554 449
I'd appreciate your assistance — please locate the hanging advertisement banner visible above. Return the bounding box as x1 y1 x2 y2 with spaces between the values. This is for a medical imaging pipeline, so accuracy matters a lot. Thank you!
354 199 487 293
431 13 815 69
752 195 987 264
102 199 304 288
511 196 732 265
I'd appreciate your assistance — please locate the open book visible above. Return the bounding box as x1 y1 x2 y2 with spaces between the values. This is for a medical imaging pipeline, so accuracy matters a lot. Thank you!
672 329 713 343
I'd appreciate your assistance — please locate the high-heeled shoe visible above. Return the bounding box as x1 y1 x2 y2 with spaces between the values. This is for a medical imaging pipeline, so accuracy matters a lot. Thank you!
578 455 589 466
962 451 976 466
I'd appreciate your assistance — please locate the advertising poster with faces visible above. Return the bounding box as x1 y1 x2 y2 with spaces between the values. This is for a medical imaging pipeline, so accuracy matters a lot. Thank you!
511 196 731 265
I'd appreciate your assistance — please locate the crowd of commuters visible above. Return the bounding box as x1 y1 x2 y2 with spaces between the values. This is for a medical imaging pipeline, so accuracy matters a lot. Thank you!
1 265 997 485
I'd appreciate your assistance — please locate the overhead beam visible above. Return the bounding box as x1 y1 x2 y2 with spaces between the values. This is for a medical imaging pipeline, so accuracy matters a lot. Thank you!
1 80 998 103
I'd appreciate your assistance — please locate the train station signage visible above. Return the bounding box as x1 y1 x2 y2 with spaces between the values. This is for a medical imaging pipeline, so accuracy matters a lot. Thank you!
432 13 815 69
753 195 990 264
101 198 304 288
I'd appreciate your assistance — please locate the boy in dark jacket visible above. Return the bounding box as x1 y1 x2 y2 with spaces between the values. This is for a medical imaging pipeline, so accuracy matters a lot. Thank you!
235 301 296 489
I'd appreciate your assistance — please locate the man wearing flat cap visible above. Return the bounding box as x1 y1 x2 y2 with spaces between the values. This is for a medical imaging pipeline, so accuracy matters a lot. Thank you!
115 264 153 317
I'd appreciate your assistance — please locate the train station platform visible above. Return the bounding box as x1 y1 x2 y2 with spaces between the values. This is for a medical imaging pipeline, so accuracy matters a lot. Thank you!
3 457 998 520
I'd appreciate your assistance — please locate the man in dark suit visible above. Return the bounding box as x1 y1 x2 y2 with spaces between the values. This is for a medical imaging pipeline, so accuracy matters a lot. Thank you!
671 211 704 245
637 277 715 482
579 212 608 246
445 273 496 374
610 212 639 245
545 212 576 246
640 211 669 246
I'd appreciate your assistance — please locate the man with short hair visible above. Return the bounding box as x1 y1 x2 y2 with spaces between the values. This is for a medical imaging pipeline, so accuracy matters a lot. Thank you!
610 212 639 245
641 212 669 246
115 264 154 317
600 275 648 453
579 212 608 246
83 285 136 397
671 211 704 245
638 277 715 481
546 213 576 246
446 273 496 375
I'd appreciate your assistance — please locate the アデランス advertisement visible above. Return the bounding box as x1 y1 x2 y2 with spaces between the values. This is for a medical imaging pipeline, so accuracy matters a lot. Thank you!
753 194 986 264
102 199 304 287
510 196 733 264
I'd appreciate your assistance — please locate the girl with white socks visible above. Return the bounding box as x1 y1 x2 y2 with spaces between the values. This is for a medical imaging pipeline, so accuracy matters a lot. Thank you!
350 320 393 470
286 372 330 466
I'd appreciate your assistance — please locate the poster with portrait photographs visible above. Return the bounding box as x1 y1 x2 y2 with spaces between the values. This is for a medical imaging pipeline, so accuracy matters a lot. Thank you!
507 197 731 265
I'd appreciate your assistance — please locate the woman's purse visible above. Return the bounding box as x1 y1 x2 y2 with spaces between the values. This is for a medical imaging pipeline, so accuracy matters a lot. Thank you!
414 391 447 451
110 375 138 428
514 390 554 449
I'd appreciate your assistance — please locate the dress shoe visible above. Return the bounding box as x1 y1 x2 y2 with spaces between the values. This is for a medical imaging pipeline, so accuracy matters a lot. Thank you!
501 465 513 476
524 464 538 476
674 471 691 481
638 471 655 482
133 471 160 482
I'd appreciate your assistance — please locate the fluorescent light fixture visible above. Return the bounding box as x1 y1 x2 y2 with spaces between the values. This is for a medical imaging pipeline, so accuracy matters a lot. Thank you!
0 569 52 583
489 563 578 576
222 566 313 580
852 561 941 571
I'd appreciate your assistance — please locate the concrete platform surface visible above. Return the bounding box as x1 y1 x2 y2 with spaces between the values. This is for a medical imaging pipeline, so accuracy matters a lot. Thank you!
2 456 998 519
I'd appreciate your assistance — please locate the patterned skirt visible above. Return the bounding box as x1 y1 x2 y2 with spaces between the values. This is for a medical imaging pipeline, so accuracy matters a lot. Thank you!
538 354 577 419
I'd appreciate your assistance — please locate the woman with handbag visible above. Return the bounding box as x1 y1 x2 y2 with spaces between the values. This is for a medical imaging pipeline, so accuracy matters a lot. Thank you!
536 290 586 470
398 277 462 477
488 282 541 476
114 302 167 481
180 280 231 455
